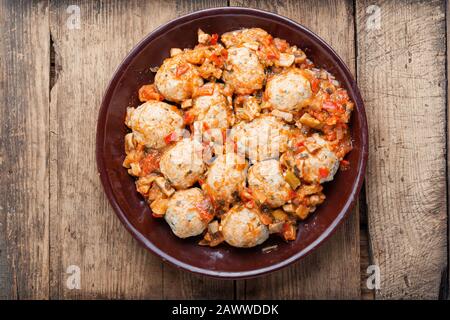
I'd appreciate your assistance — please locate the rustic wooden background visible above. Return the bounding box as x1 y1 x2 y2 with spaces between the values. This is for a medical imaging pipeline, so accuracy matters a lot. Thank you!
0 0 448 300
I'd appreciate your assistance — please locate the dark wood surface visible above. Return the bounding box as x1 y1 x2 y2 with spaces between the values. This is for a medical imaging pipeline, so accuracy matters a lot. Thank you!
0 0 447 299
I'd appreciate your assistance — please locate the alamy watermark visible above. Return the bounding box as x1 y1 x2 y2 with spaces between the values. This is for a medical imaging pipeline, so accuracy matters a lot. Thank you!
366 5 381 31
366 265 381 290
66 5 81 30
66 265 81 290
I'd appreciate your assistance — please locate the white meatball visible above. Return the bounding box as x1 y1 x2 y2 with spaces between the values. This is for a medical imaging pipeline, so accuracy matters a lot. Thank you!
155 55 204 103
222 46 265 95
221 28 271 48
297 134 339 184
265 69 312 112
221 206 269 248
160 139 206 189
204 153 247 206
248 159 292 208
125 101 183 149
191 83 234 131
230 115 290 162
165 188 211 238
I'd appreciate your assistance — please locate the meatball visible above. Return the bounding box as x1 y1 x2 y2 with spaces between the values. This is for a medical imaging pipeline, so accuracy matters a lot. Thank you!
125 101 184 149
222 46 265 95
230 115 290 162
160 139 206 189
248 159 292 208
190 83 234 131
265 69 312 112
155 55 204 102
165 188 211 238
204 153 247 206
221 205 269 248
221 28 271 48
297 134 339 183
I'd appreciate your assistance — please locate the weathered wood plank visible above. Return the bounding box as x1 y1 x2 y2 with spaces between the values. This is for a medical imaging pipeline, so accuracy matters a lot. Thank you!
447 0 450 301
48 0 233 299
359 188 375 300
357 0 447 299
231 0 360 299
48 0 169 299
0 0 50 299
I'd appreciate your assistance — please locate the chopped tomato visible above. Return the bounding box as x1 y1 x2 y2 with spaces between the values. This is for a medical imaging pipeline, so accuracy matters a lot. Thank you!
183 112 195 125
274 38 288 52
293 141 305 153
220 48 228 59
139 152 160 176
240 188 253 202
152 212 164 218
319 167 330 179
175 63 190 77
193 84 214 97
325 131 337 141
301 72 319 94
325 116 338 126
266 48 279 60
340 159 350 171
310 78 320 94
322 101 338 112
245 199 256 209
258 212 273 225
234 95 246 105
262 35 274 46
210 33 219 45
138 84 164 102
196 199 214 222
210 53 225 67
332 88 350 105
282 223 296 241
288 190 297 200
164 131 179 145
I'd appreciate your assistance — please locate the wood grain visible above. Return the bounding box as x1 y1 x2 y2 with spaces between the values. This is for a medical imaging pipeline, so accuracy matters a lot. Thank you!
48 0 233 299
231 0 360 299
447 0 450 300
356 0 447 299
0 0 50 299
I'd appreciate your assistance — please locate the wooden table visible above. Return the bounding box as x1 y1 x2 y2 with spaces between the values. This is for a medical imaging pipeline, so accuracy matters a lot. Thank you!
0 0 448 300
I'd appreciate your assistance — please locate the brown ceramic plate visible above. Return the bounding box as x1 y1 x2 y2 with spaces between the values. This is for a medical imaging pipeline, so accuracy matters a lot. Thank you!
96 7 368 279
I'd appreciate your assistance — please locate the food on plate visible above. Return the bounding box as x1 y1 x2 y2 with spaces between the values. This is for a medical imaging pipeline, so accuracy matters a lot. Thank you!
202 152 247 209
221 205 269 248
155 55 204 103
125 101 184 149
222 46 265 95
159 138 206 189
265 68 312 112
123 28 354 248
247 159 292 208
165 188 213 238
230 115 290 162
